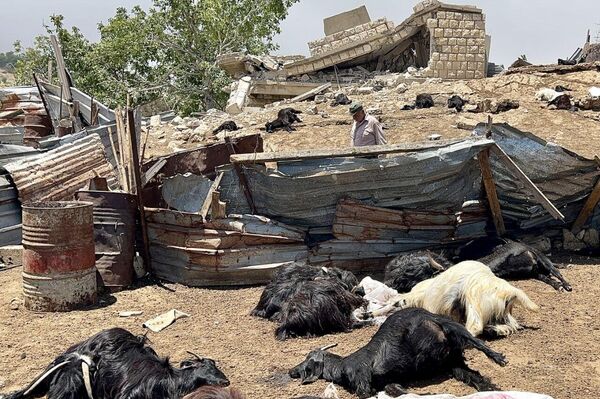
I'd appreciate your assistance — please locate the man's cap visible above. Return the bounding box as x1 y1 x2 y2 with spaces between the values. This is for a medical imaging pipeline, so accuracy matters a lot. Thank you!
349 102 363 115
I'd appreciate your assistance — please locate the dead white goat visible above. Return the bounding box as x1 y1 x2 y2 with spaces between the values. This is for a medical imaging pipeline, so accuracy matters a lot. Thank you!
362 261 539 337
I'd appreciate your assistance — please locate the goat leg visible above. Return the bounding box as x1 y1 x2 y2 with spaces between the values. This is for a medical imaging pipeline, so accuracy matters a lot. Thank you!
442 320 507 366
535 273 567 291
351 319 375 329
452 363 499 392
361 299 404 319
384 383 407 397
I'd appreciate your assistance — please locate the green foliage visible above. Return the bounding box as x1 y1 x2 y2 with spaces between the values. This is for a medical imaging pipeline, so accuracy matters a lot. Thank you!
12 0 298 114
0 51 20 70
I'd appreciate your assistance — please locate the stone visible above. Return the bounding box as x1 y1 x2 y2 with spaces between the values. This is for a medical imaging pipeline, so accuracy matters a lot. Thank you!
171 130 191 141
428 134 442 140
320 111 330 118
300 74 310 82
167 140 185 152
306 106 318 115
314 95 327 104
583 228 600 248
150 115 162 127
357 87 374 94
186 118 202 128
170 116 184 125
563 229 586 251
9 298 20 310
367 107 382 115
396 83 409 94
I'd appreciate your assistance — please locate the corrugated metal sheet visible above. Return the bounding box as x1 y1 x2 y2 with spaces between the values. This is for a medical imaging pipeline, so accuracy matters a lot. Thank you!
220 139 494 230
5 133 118 203
478 123 600 230
0 87 46 144
145 208 307 286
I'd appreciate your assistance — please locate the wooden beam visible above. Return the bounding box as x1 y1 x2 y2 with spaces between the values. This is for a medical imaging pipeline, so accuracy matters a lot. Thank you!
478 148 506 235
289 82 332 103
571 177 600 234
141 158 167 187
33 73 55 135
225 136 256 214
210 191 227 220
490 144 565 221
127 109 151 274
199 172 224 221
49 35 72 102
230 139 465 165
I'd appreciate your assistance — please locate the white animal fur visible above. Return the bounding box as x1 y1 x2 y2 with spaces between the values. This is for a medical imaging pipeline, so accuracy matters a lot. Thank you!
535 88 561 102
368 261 539 336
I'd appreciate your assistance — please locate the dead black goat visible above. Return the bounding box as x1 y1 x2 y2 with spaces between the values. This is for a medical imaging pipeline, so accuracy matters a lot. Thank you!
289 307 507 399
251 261 360 321
330 93 352 106
383 250 453 293
447 95 467 112
5 328 229 399
213 121 239 134
251 261 368 340
415 93 434 109
265 108 303 133
478 238 572 291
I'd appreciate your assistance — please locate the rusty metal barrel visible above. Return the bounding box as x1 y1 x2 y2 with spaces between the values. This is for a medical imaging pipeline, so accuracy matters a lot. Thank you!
75 191 137 292
22 201 97 311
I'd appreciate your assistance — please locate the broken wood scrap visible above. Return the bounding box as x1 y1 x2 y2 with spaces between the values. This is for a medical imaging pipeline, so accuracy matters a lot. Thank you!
478 148 506 235
289 82 332 103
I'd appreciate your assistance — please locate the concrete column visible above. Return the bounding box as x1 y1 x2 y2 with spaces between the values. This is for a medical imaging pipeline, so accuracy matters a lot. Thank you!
225 76 252 115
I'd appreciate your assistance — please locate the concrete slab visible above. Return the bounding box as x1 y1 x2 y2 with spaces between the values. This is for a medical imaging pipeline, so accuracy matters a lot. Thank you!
324 5 371 36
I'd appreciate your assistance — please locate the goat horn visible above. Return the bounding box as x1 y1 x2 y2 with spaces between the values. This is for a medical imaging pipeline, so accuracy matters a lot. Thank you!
428 254 446 271
186 351 202 361
23 361 70 395
319 343 338 351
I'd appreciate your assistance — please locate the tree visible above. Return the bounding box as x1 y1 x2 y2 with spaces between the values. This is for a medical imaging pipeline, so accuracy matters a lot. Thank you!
0 51 21 70
12 0 298 114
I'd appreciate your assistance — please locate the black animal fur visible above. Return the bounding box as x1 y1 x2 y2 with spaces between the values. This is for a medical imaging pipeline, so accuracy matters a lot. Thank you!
289 308 507 399
265 108 303 133
330 93 352 107
415 94 434 109
447 95 467 112
213 121 239 134
275 279 368 340
251 261 359 321
5 328 229 399
383 251 453 293
549 93 572 110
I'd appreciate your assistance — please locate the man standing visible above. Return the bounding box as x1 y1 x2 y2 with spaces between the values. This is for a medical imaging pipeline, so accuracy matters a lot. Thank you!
349 102 387 147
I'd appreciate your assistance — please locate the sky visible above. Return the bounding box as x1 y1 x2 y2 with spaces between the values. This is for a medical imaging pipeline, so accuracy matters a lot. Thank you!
1 0 599 66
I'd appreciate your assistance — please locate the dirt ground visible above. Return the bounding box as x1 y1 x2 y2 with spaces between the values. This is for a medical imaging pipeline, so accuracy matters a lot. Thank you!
1 258 599 399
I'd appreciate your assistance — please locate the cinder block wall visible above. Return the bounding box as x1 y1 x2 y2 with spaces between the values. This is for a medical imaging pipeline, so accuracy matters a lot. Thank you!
425 10 487 79
308 18 395 57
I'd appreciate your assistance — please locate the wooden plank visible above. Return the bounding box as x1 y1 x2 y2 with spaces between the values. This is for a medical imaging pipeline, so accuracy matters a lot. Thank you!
478 148 506 235
289 82 332 103
210 191 227 220
199 172 224 221
49 35 72 102
127 109 151 274
230 139 466 164
571 177 600 234
141 158 166 187
490 144 565 221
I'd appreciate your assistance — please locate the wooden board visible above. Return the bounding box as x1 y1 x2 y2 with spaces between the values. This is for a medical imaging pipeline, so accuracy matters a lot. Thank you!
571 176 600 234
230 139 465 164
478 148 506 235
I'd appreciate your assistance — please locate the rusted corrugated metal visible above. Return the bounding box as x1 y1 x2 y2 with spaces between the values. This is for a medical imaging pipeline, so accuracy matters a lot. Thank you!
75 190 137 292
145 208 307 286
5 133 118 203
142 134 263 207
220 139 494 229
0 87 45 132
22 201 97 311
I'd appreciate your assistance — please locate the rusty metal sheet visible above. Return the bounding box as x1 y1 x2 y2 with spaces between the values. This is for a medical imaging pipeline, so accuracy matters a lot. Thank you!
5 133 118 203
142 134 263 208
75 190 137 292
145 208 307 286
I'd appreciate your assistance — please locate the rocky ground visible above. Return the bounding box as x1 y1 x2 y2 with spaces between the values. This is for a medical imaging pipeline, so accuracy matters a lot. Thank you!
142 69 600 160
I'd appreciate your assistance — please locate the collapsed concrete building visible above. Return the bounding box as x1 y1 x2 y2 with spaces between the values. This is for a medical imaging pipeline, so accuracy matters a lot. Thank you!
218 0 491 113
